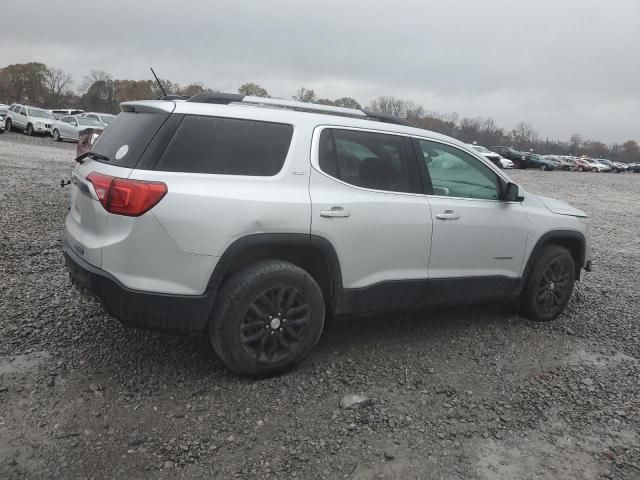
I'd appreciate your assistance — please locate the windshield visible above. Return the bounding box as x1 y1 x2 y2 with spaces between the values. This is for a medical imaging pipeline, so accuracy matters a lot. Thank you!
28 109 54 119
78 117 104 127
101 115 116 125
472 145 491 153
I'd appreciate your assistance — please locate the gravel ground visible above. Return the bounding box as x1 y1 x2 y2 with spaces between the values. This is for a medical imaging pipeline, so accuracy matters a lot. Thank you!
1 131 639 480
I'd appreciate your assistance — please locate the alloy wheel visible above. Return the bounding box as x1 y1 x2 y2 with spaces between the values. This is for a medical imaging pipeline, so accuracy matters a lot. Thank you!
240 286 311 364
535 258 572 315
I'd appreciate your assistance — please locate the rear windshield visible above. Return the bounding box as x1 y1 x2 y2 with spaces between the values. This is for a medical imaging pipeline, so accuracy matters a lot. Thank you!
154 115 293 176
90 111 169 167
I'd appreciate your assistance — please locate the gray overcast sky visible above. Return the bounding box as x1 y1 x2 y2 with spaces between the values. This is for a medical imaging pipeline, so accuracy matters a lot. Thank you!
3 0 639 143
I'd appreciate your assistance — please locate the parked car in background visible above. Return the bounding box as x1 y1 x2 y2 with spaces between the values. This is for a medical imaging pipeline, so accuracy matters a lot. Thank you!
628 163 640 173
5 104 55 135
469 144 513 169
583 158 610 172
564 157 589 172
50 109 85 119
544 155 575 171
0 104 8 134
595 159 627 173
52 115 104 142
489 146 527 168
80 112 116 127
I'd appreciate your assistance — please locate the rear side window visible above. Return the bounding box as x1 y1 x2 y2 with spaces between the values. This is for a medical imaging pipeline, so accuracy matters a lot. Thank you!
155 116 293 176
90 111 169 167
318 128 418 193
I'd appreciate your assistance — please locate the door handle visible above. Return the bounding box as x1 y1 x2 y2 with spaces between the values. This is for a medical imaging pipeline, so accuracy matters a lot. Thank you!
320 207 351 218
436 210 460 220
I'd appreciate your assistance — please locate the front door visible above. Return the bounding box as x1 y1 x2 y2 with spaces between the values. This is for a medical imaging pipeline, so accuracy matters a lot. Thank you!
414 138 529 304
310 127 432 314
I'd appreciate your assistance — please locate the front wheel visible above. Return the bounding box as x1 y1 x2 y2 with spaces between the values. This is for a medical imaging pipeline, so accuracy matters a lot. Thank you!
53 129 61 142
540 164 548 171
5 118 12 132
521 245 575 322
592 167 598 173
209 260 325 377
26 123 34 136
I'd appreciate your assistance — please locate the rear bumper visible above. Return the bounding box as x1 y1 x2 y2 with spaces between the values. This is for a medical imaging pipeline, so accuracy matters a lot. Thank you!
63 243 214 335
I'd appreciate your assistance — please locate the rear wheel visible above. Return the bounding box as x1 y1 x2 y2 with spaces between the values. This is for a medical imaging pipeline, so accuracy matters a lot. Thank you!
521 245 575 322
612 168 619 173
53 129 61 142
209 260 325 377
540 164 548 171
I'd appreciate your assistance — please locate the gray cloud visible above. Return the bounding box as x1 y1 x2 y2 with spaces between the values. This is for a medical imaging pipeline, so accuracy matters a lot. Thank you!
3 0 639 143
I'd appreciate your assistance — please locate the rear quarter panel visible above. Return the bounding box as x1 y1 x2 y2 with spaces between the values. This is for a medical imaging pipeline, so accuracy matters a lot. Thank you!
130 123 314 257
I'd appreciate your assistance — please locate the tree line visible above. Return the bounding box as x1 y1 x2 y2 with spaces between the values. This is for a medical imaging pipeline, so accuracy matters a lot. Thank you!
1 62 638 163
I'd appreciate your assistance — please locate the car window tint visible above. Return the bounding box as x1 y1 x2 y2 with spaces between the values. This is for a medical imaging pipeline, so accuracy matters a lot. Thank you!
90 111 170 167
19 107 26 115
155 115 293 176
418 140 500 200
318 129 414 193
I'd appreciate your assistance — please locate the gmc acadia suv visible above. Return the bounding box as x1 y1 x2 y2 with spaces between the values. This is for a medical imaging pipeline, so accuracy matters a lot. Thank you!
63 93 593 377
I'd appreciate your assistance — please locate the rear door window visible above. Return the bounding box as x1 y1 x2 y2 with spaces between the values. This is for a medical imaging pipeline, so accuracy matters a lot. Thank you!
89 111 170 167
154 116 293 176
318 128 419 193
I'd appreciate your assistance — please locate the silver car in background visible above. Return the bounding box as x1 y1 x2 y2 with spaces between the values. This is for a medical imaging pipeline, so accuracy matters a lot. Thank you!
80 112 116 127
5 104 55 135
52 115 104 142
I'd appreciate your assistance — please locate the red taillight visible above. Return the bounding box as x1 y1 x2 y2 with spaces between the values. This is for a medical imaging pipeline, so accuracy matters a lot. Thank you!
86 172 167 217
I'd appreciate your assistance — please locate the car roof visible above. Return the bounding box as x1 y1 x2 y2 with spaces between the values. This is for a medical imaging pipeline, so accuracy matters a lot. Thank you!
123 99 468 149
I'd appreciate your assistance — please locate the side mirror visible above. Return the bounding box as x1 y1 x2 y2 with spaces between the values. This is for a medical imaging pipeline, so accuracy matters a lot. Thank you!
505 182 524 202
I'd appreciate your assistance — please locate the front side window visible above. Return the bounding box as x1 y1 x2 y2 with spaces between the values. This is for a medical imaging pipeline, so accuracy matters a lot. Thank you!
418 140 501 200
318 128 417 193
19 107 27 115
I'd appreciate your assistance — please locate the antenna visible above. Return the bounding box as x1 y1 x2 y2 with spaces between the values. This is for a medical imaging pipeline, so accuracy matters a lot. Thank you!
150 67 167 97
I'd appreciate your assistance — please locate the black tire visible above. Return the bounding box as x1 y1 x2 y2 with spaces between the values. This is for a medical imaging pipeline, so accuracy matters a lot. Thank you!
53 129 61 142
540 164 548 171
592 167 598 173
26 123 34 136
209 260 325 377
521 245 575 322
612 168 618 173
5 118 12 132
513 159 522 169
578 166 583 172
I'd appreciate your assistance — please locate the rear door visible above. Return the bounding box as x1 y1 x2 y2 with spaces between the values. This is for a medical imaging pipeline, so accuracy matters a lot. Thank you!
16 106 27 128
310 126 432 313
414 138 529 303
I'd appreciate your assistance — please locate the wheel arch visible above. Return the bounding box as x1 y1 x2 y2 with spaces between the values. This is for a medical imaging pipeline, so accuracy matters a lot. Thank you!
514 230 586 298
207 234 343 313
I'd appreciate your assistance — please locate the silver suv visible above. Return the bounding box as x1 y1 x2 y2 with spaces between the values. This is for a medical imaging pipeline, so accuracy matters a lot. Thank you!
5 103 55 135
64 93 592 377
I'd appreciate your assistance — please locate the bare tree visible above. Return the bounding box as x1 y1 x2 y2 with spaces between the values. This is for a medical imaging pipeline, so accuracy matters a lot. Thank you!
44 67 72 104
333 97 361 109
80 70 112 94
292 87 316 103
367 96 405 116
238 82 268 97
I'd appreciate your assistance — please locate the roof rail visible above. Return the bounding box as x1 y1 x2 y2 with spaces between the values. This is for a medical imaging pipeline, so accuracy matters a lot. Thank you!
241 96 367 118
362 110 411 126
185 91 409 126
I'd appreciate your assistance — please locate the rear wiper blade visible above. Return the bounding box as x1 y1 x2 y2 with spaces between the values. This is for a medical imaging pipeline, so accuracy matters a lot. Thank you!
75 152 110 164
